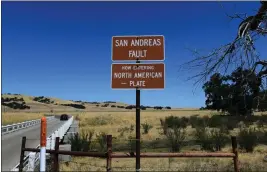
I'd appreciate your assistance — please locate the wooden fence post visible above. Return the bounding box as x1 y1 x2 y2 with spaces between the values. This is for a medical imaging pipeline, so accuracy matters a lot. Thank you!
19 136 26 172
231 136 240 172
106 135 112 172
53 137 60 172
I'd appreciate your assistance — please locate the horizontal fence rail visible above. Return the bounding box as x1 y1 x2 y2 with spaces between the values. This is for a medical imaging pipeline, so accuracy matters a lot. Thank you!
110 152 236 158
11 116 74 171
1 116 55 135
18 134 240 172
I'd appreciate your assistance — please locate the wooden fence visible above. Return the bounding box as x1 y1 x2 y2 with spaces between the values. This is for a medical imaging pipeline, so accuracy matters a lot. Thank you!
19 135 239 172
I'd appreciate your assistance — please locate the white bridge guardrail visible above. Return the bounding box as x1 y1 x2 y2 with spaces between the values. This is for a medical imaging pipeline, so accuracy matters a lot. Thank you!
11 116 74 171
1 116 55 135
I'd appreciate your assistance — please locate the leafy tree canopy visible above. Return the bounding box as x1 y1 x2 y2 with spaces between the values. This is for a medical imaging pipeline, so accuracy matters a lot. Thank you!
203 67 267 115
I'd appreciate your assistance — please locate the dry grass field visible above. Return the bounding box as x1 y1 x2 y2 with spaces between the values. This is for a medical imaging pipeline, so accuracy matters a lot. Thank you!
60 153 267 172
2 94 267 171
1 94 196 125
2 112 45 125
72 110 214 140
59 110 267 171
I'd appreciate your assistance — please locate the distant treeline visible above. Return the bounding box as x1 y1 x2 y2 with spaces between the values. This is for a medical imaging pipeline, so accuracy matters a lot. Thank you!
96 104 172 110
61 103 86 109
33 96 54 104
2 97 24 102
72 100 116 104
2 93 21 95
2 94 173 111
1 97 30 110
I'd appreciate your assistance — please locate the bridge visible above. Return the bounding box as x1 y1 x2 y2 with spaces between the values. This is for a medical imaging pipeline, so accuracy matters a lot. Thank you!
1 115 76 171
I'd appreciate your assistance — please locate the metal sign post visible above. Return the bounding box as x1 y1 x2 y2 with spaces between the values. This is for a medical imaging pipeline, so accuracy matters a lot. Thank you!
111 35 165 172
136 60 141 172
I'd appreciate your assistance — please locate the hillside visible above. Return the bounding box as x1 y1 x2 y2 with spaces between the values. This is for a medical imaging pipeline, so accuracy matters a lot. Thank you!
1 94 189 113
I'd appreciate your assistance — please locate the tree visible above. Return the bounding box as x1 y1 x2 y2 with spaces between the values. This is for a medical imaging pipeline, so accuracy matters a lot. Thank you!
253 90 267 111
181 2 267 111
203 67 264 115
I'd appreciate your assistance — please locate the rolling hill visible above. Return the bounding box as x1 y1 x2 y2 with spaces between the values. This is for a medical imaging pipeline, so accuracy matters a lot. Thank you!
1 93 186 113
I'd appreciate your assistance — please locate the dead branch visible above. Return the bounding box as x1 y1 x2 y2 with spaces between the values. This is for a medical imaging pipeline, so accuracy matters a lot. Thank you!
182 2 267 86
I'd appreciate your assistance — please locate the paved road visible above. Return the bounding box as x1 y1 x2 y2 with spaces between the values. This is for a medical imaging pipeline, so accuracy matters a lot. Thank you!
1 117 66 171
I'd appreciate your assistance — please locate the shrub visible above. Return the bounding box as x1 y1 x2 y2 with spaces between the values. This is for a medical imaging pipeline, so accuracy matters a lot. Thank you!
243 118 254 126
195 125 230 151
259 114 267 124
262 131 267 144
218 125 230 135
128 136 136 152
180 117 190 127
196 118 207 128
194 126 213 151
117 125 134 136
202 115 210 125
141 122 153 134
237 121 246 129
127 135 143 152
164 116 188 129
160 118 168 135
189 115 199 128
96 132 107 152
165 127 186 152
208 115 223 128
118 127 127 137
256 120 264 128
68 130 94 152
189 115 208 128
238 127 258 152
149 140 159 149
226 120 237 130
129 124 134 133
257 128 267 144
210 128 228 151
88 116 113 126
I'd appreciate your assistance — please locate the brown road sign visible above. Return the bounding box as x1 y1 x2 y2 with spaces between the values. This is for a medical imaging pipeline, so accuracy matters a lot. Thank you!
112 35 165 61
111 63 165 89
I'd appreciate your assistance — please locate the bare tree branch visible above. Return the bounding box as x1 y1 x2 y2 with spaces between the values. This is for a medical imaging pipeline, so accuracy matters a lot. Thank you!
182 2 267 87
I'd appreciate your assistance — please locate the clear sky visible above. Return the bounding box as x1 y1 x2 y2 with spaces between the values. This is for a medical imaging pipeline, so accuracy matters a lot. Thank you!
2 1 266 108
